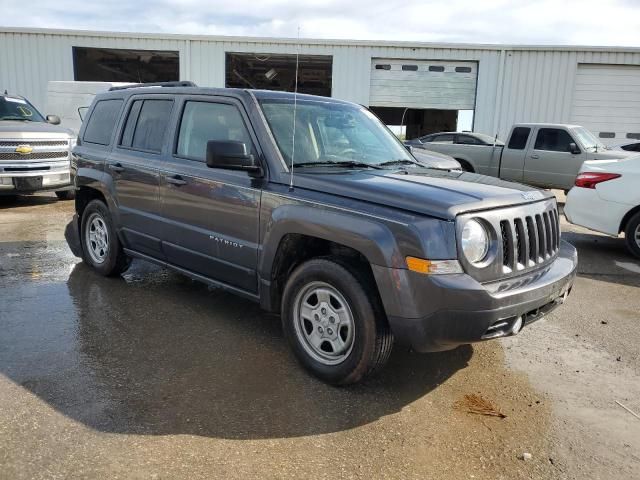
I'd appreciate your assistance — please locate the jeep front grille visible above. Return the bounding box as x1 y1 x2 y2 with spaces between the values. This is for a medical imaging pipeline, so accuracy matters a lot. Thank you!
457 197 561 283
499 209 560 273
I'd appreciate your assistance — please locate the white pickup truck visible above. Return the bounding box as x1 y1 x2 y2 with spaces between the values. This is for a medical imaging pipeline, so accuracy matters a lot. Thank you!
406 124 633 190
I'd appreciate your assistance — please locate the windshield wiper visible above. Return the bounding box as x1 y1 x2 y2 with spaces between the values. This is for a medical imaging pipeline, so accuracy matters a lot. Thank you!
377 159 420 167
293 160 383 170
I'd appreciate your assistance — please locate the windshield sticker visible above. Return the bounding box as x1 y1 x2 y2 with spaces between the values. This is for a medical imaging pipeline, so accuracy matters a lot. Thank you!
5 97 27 104
17 106 33 117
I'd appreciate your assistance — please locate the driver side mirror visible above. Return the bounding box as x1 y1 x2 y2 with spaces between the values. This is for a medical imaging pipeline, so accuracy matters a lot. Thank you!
46 114 61 125
206 140 262 176
568 142 581 154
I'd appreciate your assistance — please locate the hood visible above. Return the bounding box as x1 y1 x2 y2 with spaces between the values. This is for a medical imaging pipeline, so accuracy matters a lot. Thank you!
293 168 552 220
0 120 75 139
411 149 462 170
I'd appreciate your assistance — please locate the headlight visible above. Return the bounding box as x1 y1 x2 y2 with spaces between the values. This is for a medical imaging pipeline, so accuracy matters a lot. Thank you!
461 219 489 264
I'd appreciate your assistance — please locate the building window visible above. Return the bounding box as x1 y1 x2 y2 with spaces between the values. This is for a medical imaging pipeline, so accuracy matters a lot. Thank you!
402 65 418 71
73 47 179 83
428 66 445 72
226 52 332 97
375 64 392 70
455 66 472 73
627 133 640 140
599 132 616 138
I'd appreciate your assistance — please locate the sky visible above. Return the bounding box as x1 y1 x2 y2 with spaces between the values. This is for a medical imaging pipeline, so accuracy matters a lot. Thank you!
2 0 640 46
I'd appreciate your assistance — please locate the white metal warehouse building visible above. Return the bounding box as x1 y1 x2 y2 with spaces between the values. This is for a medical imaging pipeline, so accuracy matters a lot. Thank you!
1 27 639 143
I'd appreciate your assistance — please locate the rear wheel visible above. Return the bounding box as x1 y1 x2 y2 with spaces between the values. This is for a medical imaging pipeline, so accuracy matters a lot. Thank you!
80 199 130 276
281 258 393 385
624 211 640 259
55 190 75 200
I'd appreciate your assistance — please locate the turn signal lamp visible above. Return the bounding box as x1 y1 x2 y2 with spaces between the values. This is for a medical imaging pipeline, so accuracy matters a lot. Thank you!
406 256 463 275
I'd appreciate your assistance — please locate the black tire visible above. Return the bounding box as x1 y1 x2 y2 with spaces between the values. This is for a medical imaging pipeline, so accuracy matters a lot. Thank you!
624 211 640 259
80 199 130 276
456 159 474 172
281 258 393 385
55 190 75 200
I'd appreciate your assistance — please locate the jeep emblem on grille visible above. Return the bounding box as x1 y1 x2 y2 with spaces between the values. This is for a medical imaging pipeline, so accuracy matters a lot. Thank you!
521 191 540 201
15 145 33 155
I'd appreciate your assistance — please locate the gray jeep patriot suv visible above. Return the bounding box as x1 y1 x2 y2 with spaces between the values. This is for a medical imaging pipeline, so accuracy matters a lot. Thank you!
65 83 577 385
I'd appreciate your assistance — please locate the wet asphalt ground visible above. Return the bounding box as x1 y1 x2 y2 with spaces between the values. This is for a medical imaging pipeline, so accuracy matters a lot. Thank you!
0 193 638 479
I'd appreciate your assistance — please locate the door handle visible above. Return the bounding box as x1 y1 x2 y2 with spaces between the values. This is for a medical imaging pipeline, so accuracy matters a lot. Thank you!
166 175 187 186
530 154 539 159
109 163 125 173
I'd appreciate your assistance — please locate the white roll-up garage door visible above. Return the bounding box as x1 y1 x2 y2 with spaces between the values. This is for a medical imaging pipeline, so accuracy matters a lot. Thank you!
570 64 640 144
369 59 477 109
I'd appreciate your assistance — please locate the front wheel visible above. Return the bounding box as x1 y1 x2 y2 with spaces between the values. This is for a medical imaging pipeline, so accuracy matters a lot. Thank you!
281 258 393 385
80 199 130 276
624 211 640 259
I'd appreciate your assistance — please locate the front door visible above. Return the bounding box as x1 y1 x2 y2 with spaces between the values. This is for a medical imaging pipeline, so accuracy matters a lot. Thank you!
108 96 175 258
523 127 586 189
159 97 262 293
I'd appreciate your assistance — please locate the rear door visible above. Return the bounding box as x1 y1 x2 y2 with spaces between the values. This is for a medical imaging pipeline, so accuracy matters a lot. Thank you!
524 127 586 189
108 95 175 258
159 96 262 293
498 126 531 182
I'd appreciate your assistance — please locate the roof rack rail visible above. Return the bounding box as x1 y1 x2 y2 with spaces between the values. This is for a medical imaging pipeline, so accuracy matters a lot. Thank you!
108 81 197 91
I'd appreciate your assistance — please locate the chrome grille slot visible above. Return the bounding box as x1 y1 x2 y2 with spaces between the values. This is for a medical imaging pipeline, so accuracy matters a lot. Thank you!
514 218 527 268
525 216 538 264
500 220 512 270
535 214 546 260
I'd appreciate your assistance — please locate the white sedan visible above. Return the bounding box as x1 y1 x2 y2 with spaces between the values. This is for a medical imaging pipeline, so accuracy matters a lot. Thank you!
565 156 640 258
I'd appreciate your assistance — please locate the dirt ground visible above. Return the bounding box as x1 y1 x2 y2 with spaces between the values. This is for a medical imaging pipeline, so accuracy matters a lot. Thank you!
0 193 638 479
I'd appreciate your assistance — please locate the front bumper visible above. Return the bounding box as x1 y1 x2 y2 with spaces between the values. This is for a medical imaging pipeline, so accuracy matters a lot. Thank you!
0 170 71 194
373 240 578 352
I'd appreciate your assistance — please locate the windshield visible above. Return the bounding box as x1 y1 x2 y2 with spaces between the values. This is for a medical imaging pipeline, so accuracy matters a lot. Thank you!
259 98 414 167
0 96 46 122
572 126 607 151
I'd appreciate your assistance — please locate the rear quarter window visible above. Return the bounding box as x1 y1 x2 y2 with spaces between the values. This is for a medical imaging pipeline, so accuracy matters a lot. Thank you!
83 99 124 146
507 127 531 150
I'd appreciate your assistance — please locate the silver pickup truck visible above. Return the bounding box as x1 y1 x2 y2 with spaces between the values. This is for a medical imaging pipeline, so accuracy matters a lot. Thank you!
406 124 632 190
1 92 76 199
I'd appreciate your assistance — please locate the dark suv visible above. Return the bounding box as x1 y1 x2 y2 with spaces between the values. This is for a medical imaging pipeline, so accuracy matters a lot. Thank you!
65 83 577 385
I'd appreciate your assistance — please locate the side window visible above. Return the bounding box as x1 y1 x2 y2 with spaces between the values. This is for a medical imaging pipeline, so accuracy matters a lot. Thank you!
432 134 455 144
534 128 575 152
132 100 174 152
176 101 254 161
507 127 531 150
83 99 123 146
456 135 481 145
120 100 143 147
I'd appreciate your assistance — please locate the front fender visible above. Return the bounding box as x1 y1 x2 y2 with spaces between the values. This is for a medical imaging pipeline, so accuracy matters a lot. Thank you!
259 203 406 279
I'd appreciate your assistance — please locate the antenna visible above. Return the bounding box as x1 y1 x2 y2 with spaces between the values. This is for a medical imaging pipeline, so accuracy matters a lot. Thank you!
289 26 300 191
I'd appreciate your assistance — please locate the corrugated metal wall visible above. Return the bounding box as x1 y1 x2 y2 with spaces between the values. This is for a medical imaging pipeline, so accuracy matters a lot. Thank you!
2 29 640 141
493 49 640 139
